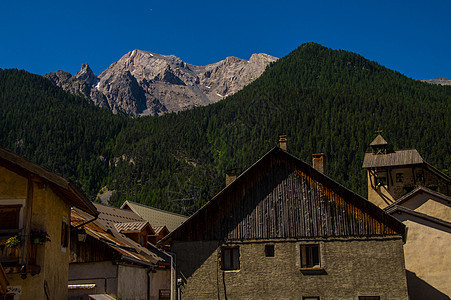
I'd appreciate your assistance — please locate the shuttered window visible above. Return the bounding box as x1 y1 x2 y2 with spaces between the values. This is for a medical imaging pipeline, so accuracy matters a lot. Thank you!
222 247 240 270
300 244 320 269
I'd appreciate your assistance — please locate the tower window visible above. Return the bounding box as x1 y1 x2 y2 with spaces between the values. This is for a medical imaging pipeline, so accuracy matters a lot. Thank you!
396 173 404 183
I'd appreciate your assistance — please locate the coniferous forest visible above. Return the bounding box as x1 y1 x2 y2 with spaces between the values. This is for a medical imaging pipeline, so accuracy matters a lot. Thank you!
0 43 449 215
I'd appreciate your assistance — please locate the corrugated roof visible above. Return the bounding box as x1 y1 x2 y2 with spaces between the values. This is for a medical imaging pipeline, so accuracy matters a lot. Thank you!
362 149 423 168
0 146 98 216
153 226 169 235
370 134 388 146
120 201 188 232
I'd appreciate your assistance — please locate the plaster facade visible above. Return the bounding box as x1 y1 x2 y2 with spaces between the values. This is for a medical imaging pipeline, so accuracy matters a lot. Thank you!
0 165 71 299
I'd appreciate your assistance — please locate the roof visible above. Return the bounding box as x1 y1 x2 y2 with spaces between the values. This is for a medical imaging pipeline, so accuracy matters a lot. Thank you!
153 225 169 235
385 205 451 230
161 147 406 244
94 202 144 231
120 200 188 232
385 186 451 212
370 134 388 146
0 146 98 216
362 149 423 168
114 221 153 234
71 208 169 266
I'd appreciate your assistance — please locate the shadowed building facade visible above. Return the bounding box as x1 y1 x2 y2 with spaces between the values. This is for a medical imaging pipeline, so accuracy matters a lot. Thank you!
161 146 409 300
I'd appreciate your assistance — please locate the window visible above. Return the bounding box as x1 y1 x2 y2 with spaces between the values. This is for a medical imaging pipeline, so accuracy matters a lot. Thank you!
0 205 22 230
221 246 240 270
375 176 387 186
265 244 274 257
416 172 424 183
396 173 404 183
300 244 320 269
359 297 380 300
61 217 69 251
303 297 320 300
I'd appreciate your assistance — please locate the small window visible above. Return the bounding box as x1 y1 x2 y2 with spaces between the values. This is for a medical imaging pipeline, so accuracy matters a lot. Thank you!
222 246 240 270
265 244 274 257
359 297 380 300
303 297 320 300
427 184 439 192
61 217 69 250
0 205 22 230
396 173 404 183
376 176 386 186
416 172 424 183
300 244 320 269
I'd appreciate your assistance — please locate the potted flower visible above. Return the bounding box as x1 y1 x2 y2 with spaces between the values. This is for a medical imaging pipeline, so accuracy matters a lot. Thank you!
6 235 21 258
6 235 20 248
30 229 50 245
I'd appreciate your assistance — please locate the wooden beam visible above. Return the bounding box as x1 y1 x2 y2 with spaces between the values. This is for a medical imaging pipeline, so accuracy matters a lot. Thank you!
20 178 34 269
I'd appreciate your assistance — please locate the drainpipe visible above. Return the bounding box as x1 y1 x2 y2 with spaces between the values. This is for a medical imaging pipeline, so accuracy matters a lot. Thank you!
166 251 177 300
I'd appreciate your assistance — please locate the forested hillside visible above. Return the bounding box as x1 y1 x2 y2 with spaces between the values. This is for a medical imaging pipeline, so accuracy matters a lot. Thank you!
1 43 449 215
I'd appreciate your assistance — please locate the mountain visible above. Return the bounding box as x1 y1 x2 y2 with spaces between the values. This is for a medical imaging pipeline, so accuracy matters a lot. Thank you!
2 43 449 215
421 78 451 86
44 50 277 116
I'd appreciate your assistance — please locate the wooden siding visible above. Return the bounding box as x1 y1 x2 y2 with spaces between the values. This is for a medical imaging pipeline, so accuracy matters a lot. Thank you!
170 148 404 242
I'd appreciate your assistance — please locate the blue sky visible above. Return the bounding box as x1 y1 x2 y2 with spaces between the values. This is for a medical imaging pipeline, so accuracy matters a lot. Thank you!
1 0 449 80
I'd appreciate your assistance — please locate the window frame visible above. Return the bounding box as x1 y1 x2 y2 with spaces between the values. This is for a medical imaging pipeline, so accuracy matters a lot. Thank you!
0 199 26 231
221 246 240 271
300 244 321 269
61 216 69 252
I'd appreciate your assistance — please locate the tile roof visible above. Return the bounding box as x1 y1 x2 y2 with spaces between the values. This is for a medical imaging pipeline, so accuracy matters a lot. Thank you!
114 221 151 233
120 201 188 232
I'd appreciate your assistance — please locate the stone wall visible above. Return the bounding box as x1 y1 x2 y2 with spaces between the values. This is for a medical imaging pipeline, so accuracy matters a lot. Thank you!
173 237 408 300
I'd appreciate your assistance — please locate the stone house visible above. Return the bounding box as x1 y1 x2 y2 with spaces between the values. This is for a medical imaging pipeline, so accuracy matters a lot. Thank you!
161 144 409 300
0 146 98 299
363 135 451 299
69 203 172 300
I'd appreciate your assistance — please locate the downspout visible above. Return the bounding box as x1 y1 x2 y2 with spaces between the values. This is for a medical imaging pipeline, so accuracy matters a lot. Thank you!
166 251 176 300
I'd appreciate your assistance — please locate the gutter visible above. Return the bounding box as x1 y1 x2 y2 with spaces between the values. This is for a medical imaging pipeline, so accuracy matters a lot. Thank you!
71 214 98 231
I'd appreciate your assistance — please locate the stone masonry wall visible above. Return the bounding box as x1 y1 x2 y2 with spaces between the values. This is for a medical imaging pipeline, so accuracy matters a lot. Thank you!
173 237 408 300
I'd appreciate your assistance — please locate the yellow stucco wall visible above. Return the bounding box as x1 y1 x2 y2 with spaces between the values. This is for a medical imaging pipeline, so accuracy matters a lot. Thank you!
403 218 451 298
0 165 71 299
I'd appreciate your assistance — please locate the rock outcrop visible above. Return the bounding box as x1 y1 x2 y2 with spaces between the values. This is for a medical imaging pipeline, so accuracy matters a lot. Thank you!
44 50 277 116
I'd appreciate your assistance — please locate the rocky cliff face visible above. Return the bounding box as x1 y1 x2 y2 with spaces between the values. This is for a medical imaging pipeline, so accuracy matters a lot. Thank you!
44 50 277 116
421 78 451 86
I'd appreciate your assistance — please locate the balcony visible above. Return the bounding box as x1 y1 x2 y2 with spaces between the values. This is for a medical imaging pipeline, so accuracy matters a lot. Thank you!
0 230 40 275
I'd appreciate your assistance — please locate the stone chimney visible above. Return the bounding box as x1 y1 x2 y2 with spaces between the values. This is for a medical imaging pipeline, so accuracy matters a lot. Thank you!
225 168 240 186
279 135 287 151
312 153 326 174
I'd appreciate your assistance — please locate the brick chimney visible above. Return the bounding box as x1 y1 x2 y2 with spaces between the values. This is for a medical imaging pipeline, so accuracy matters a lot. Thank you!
312 153 326 174
279 135 287 151
225 168 240 186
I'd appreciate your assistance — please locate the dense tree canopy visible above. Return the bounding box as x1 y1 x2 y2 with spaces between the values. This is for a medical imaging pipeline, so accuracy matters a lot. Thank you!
1 43 449 215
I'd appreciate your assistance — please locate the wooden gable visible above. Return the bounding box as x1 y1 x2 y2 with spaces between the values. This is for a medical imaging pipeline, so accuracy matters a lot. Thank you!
165 148 405 242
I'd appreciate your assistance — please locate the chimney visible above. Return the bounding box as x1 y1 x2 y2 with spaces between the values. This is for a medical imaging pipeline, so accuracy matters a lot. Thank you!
225 168 240 186
312 153 326 174
279 135 287 151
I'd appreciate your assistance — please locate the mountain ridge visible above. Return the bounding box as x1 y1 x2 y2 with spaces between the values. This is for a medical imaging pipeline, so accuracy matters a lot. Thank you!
44 50 277 116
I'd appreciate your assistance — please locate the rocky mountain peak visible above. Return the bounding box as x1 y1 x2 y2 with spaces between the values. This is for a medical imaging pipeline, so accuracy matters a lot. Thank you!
74 64 98 86
44 50 278 116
